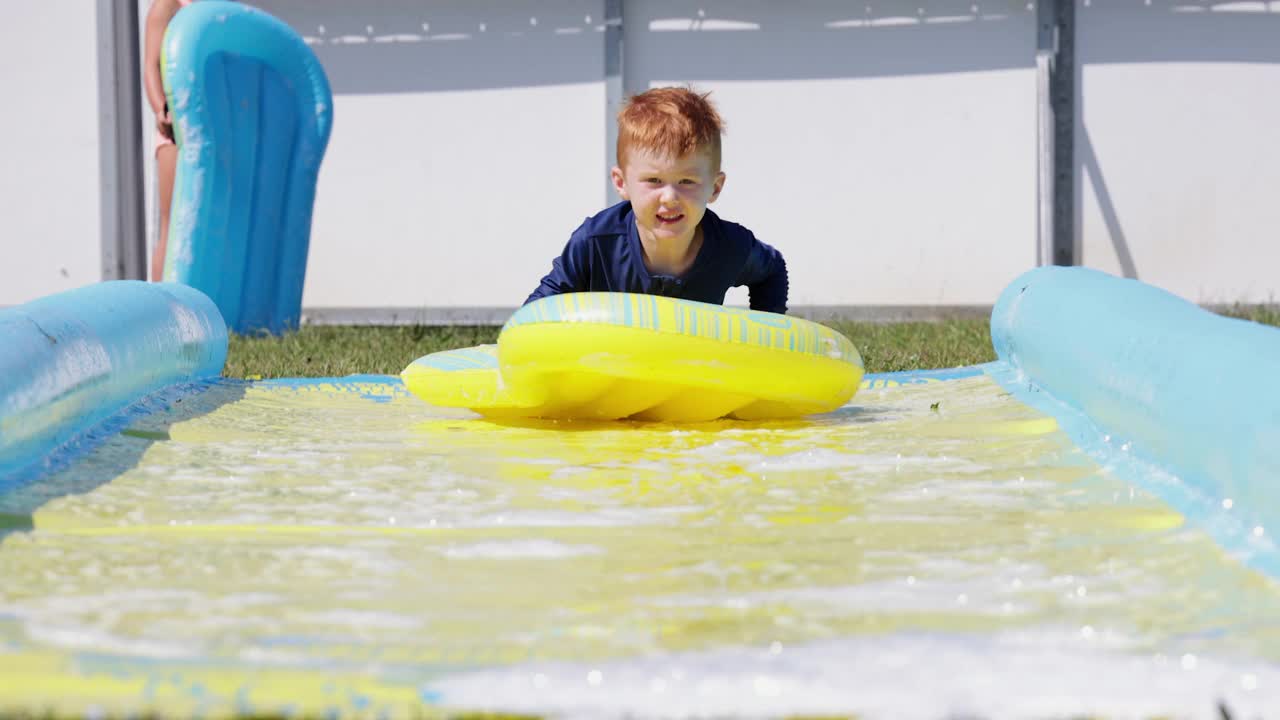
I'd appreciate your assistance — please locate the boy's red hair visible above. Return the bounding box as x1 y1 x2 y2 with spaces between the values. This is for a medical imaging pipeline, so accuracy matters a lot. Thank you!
616 87 724 171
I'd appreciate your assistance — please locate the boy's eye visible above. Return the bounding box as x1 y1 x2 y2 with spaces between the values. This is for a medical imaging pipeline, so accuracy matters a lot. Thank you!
680 179 697 185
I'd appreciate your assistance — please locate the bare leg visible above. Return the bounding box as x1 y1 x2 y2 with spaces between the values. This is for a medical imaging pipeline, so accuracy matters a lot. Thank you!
152 143 178 281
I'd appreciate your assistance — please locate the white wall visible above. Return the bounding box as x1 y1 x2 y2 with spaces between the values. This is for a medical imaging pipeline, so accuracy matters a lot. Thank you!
1076 0 1280 304
248 0 1041 312
623 0 1038 308
250 0 609 311
0 6 103 306
6 2 1280 313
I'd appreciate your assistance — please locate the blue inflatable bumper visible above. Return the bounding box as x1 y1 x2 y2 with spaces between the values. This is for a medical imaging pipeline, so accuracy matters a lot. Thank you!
991 266 1279 570
0 282 227 486
163 0 333 334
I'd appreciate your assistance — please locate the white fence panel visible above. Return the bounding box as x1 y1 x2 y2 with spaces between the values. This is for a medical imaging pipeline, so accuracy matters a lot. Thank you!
1076 1 1280 304
6 2 1280 313
624 1 1038 308
251 1 609 314
0 6 102 305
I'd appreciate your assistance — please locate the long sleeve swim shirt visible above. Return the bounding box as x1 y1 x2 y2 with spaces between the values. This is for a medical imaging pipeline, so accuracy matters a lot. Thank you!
524 201 789 313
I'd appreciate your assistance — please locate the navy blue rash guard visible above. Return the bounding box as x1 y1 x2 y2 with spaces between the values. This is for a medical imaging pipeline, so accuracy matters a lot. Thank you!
524 201 789 313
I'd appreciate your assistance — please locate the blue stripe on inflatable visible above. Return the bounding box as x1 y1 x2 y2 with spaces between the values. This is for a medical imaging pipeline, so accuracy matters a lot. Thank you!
409 346 501 372
861 364 989 389
163 1 333 335
0 282 228 489
990 266 1280 575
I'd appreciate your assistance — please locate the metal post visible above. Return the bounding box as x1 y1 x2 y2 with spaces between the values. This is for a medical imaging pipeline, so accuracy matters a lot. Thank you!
1035 1 1057 267
1035 53 1054 266
604 0 624 203
1051 0 1075 266
97 0 148 280
1036 0 1076 266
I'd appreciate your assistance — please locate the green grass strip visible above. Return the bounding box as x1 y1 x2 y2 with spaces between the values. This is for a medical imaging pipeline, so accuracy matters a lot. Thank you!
224 306 1279 380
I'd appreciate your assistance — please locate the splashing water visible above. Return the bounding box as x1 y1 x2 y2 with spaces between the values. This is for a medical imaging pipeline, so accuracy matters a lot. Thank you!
0 374 1276 718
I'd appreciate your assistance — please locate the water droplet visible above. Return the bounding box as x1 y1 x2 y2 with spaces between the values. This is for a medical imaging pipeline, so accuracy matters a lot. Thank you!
1241 673 1258 691
1255 526 1266 537
1181 654 1197 670
587 669 602 686
1081 625 1095 639
1222 498 1234 510
769 641 783 655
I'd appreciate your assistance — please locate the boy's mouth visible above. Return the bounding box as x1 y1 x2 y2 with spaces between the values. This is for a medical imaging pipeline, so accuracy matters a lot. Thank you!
656 212 684 225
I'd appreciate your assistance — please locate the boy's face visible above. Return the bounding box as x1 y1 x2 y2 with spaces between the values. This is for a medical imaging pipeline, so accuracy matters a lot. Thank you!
612 147 726 247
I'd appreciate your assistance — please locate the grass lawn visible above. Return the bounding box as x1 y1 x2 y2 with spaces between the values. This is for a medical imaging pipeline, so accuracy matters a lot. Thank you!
224 305 1280 380
224 319 993 379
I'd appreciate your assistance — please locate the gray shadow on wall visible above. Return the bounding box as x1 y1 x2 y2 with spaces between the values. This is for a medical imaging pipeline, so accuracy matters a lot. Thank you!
1078 126 1138 279
622 0 1037 92
250 0 1043 95
1077 0 1280 65
249 0 1280 97
250 0 609 94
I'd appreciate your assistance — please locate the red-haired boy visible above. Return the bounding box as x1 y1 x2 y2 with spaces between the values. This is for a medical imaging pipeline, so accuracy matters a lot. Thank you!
525 87 788 313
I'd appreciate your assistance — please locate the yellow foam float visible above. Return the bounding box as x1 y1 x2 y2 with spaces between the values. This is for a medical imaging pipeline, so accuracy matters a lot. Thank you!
401 293 864 422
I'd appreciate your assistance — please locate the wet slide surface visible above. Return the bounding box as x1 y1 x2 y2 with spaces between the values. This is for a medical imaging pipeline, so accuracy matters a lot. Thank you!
0 372 1277 718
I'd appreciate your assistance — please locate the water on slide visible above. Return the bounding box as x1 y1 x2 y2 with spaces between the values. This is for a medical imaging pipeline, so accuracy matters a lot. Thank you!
0 372 1276 718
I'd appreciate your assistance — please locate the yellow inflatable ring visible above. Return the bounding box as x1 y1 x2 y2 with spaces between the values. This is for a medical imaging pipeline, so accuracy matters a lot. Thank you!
401 293 864 422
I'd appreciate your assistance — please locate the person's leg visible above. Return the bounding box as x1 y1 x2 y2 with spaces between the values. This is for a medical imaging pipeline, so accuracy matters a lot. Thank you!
152 142 177 281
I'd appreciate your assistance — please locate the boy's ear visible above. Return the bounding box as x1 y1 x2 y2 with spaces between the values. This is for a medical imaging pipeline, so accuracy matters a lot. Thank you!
610 166 629 200
708 171 726 204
